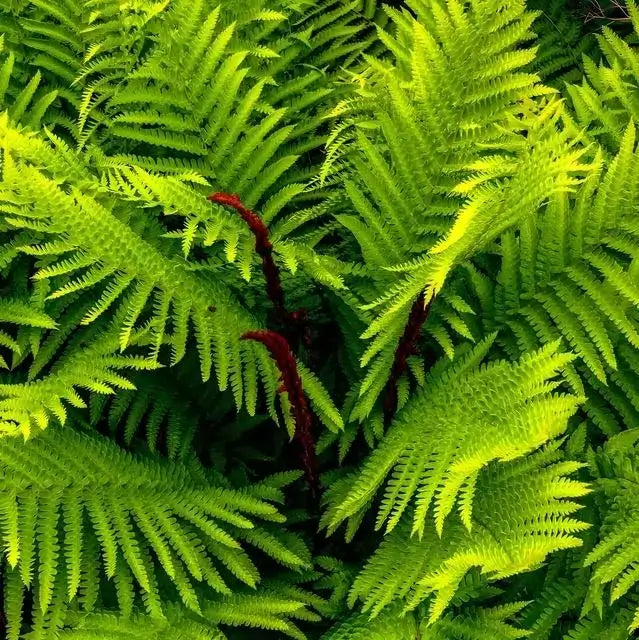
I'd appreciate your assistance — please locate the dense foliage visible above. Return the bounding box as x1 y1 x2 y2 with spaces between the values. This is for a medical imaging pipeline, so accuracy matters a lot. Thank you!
1 0 639 638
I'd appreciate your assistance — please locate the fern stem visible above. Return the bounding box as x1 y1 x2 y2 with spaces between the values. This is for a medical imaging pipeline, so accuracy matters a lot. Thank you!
383 293 432 424
212 194 319 501
208 192 286 317
241 330 319 504
209 191 312 351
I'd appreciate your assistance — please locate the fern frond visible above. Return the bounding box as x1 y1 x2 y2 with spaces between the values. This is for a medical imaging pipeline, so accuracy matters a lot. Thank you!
0 426 306 613
323 340 582 538
347 447 589 623
0 121 286 417
0 325 158 437
585 430 639 631
325 0 591 417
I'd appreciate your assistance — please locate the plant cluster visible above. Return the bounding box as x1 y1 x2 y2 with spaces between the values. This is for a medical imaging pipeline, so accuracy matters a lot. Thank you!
1 0 639 638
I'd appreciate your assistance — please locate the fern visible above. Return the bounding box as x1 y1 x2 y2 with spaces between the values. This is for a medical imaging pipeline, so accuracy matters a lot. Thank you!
1 1 639 639
528 0 597 87
321 601 530 640
344 446 589 621
583 430 639 631
0 114 341 434
566 0 639 150
324 0 591 419
323 339 582 537
3 570 323 640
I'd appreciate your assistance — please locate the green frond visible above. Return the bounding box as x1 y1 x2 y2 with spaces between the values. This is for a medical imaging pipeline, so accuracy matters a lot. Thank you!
473 121 639 424
320 604 418 639
347 448 589 622
563 597 639 639
86 371 198 460
528 0 595 86
0 297 56 329
324 0 592 416
585 431 639 630
0 120 288 416
0 2 637 639
0 46 59 130
0 326 158 437
5 572 324 639
0 425 305 615
323 341 582 538
323 594 532 639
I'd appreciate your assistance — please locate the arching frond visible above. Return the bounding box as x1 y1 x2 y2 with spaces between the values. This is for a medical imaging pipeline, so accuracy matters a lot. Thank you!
0 426 308 614
323 0 592 418
346 447 589 623
323 339 583 538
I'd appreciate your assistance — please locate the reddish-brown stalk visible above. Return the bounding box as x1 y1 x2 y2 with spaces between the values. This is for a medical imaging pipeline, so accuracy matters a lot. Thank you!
209 193 318 500
209 192 313 351
209 192 287 323
383 292 432 424
242 329 319 502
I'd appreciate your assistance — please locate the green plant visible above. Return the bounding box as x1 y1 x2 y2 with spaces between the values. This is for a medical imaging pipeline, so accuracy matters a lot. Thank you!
2 0 639 638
